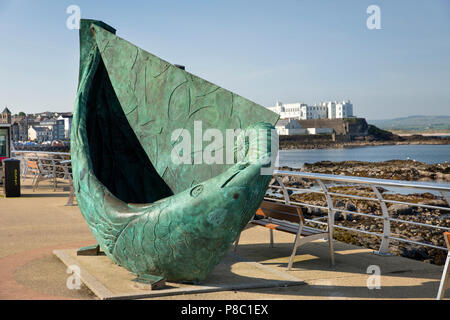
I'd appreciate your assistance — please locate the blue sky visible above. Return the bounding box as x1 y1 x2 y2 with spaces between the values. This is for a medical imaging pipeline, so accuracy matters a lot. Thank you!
0 0 449 119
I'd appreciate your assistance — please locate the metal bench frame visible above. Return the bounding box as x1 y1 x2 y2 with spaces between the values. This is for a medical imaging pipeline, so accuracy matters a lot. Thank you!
234 199 335 270
16 153 75 205
60 159 75 206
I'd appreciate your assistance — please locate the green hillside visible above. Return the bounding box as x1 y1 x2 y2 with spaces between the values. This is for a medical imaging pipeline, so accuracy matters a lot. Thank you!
368 115 450 132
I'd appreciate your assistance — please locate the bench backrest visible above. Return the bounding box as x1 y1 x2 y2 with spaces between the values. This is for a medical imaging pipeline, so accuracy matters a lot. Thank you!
256 200 305 224
27 160 39 170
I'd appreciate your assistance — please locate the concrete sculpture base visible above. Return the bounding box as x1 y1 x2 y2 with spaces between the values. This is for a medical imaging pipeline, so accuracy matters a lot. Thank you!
54 249 304 300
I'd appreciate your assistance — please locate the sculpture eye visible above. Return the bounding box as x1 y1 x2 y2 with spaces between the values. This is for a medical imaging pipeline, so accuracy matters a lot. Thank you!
190 185 204 197
233 193 240 199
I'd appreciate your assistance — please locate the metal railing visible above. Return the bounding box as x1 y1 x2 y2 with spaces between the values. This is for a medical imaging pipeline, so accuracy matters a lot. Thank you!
11 151 74 205
12 150 71 181
8 151 450 252
267 170 450 254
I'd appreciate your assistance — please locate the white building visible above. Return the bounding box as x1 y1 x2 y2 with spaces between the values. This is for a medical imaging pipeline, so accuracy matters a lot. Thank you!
306 127 334 134
58 115 73 140
269 100 354 120
321 100 353 119
275 119 306 135
336 100 353 118
268 101 327 120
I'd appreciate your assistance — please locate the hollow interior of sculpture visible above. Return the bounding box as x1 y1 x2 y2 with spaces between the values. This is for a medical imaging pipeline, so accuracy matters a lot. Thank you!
85 58 173 204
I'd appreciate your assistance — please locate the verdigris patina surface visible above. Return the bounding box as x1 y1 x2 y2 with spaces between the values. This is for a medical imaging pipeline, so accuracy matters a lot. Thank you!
71 19 279 283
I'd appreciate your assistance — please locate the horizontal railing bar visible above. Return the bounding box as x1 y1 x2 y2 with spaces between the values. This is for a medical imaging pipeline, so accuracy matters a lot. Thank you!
281 186 325 194
381 199 450 212
389 217 450 231
263 197 329 210
269 185 283 189
387 236 447 250
306 220 448 250
287 200 329 211
333 224 382 237
327 223 446 250
326 192 379 202
304 220 327 226
331 207 383 220
268 187 450 212
269 184 450 212
13 151 71 156
266 192 449 225
274 170 450 192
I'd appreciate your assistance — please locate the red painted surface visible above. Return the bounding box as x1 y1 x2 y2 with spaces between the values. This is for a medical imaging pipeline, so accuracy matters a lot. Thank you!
0 157 8 162
0 241 92 300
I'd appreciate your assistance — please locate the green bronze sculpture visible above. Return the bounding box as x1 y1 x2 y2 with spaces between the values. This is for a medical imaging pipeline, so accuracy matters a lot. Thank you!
71 19 279 284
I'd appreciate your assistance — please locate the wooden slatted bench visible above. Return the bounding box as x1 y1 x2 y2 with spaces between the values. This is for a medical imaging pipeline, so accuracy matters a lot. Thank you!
437 232 450 299
234 200 335 270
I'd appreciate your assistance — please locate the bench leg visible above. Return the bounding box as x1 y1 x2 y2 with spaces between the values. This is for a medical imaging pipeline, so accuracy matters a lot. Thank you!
287 224 304 271
437 252 450 300
31 174 37 188
65 185 75 206
33 174 41 191
269 229 274 248
287 233 301 270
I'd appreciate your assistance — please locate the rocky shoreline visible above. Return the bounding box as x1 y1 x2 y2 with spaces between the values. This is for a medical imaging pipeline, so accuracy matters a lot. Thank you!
270 160 450 265
300 160 450 182
280 136 450 150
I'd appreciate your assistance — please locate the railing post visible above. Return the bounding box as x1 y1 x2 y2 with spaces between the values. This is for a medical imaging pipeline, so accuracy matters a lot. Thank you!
316 179 335 266
275 176 291 205
371 185 392 255
52 158 57 190
441 191 450 209
265 175 288 248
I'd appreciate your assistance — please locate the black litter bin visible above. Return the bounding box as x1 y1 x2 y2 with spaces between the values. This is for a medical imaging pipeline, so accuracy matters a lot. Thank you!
3 158 20 197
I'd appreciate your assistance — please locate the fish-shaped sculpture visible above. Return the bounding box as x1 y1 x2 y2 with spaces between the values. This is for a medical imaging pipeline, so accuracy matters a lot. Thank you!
71 19 279 283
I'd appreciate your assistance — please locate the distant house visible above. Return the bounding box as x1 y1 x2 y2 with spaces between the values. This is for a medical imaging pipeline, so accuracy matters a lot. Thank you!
35 118 65 141
1 107 11 124
11 116 36 142
275 119 306 135
57 114 73 140
28 126 52 143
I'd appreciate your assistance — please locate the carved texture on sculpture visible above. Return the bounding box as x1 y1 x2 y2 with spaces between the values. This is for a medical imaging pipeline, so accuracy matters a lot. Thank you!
71 19 279 282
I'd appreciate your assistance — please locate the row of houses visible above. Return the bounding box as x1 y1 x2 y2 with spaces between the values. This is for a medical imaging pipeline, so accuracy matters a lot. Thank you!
1 107 73 143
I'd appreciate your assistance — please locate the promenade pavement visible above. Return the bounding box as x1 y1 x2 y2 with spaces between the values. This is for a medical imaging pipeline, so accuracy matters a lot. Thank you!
0 178 447 300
